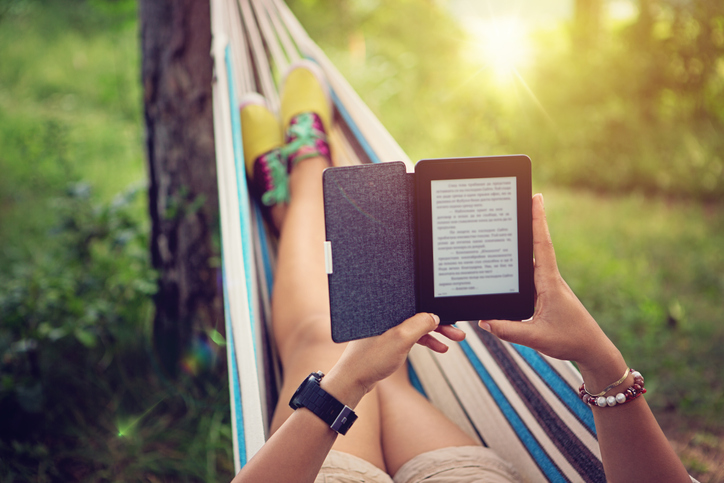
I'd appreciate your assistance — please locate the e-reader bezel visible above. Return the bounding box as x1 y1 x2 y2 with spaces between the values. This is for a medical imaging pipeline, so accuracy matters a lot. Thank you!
415 155 534 323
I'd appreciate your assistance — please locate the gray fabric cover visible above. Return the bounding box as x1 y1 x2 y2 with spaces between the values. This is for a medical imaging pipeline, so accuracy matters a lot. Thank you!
323 162 417 342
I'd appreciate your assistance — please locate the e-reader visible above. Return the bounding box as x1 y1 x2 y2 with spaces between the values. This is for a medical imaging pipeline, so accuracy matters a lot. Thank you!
414 156 534 323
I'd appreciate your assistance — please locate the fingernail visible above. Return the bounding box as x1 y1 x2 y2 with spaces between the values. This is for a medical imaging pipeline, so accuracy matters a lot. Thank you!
539 193 545 209
479 321 491 332
432 313 440 325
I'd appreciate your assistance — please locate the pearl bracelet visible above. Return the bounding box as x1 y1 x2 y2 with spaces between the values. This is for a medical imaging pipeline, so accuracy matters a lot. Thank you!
579 368 646 408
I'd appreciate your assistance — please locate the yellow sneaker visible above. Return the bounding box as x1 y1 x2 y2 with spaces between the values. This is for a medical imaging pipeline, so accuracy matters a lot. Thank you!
279 60 332 167
239 93 289 207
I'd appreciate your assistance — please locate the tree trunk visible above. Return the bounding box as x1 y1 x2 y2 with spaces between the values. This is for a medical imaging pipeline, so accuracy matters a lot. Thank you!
139 0 222 375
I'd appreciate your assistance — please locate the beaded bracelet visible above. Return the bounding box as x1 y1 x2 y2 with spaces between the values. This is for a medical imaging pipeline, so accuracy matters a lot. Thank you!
579 369 646 408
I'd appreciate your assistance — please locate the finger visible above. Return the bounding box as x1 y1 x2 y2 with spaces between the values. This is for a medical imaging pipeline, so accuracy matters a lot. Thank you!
416 333 449 353
479 319 537 347
395 312 440 345
532 194 559 278
435 324 466 342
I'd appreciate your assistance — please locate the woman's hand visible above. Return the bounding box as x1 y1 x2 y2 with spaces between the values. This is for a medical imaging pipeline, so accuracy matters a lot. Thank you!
479 194 622 379
330 313 466 400
479 196 690 483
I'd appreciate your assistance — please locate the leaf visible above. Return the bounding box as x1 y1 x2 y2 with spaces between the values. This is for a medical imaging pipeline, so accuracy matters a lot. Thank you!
207 329 226 346
48 328 67 342
74 327 97 348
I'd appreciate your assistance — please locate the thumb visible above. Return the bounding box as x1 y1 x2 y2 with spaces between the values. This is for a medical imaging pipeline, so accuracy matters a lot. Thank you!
479 319 535 346
395 312 440 345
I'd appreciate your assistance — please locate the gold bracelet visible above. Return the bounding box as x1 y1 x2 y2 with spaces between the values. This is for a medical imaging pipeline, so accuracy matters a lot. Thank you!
580 369 645 408
582 367 630 397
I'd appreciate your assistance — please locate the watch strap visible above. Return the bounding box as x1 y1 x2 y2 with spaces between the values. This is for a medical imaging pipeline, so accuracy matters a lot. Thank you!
290 373 358 435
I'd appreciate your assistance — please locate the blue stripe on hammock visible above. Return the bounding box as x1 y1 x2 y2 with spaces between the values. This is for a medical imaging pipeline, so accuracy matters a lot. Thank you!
226 45 259 357
407 360 427 398
223 264 247 466
330 88 381 164
459 339 568 482
225 44 262 464
254 202 274 297
513 344 597 436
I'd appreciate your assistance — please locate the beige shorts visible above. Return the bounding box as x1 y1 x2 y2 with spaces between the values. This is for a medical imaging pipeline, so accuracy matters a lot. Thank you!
315 446 520 483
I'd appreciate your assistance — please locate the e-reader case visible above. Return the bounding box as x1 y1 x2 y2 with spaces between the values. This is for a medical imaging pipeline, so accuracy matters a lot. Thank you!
323 162 417 342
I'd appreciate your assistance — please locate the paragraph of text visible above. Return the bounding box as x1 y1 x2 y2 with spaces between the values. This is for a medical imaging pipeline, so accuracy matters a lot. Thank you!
431 177 519 297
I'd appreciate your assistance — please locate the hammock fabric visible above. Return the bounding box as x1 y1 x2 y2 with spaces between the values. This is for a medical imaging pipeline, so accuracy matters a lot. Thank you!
209 1 607 481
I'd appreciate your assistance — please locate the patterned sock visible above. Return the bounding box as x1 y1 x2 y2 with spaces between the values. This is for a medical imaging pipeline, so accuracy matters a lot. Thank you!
281 112 331 169
251 148 289 207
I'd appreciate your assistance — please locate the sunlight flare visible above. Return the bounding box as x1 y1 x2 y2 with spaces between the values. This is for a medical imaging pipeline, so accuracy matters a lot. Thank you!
466 16 532 84
115 399 165 438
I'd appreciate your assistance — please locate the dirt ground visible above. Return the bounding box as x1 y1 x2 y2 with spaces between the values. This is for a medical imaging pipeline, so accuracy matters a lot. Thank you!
655 411 724 483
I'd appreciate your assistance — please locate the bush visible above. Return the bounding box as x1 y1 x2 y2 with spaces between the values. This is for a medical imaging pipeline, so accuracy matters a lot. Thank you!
0 182 157 479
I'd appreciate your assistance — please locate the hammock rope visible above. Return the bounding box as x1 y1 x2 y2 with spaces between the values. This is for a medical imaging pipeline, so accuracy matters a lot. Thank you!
210 0 609 480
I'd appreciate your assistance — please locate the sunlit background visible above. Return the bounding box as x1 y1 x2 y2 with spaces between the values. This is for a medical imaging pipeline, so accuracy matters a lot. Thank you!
305 0 724 199
453 0 562 85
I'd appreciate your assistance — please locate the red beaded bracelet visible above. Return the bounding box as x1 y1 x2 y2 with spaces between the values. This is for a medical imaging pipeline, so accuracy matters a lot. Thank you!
579 368 646 408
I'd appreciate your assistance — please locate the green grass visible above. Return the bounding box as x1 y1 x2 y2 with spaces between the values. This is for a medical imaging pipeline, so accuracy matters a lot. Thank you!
544 188 724 421
0 1 142 189
0 0 144 264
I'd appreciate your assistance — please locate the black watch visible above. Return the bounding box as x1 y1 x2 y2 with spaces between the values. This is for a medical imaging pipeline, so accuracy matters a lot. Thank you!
289 371 358 435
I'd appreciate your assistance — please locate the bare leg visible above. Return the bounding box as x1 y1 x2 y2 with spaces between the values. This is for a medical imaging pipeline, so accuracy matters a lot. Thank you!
377 362 478 476
268 157 386 471
268 204 287 231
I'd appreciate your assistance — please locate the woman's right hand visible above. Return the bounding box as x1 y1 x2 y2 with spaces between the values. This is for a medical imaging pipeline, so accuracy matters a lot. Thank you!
479 194 625 387
329 312 466 403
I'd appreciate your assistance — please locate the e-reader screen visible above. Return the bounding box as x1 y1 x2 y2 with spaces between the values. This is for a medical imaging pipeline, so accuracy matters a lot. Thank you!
430 177 519 297
415 156 534 323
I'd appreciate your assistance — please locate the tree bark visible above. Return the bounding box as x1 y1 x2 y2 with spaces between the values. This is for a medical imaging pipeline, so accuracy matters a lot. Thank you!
139 0 222 375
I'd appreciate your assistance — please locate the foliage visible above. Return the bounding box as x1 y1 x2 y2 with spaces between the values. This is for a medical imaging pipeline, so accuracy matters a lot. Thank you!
0 1 234 480
289 0 724 200
626 0 724 123
0 0 143 195
0 183 154 477
0 0 144 268
289 0 491 162
520 0 724 200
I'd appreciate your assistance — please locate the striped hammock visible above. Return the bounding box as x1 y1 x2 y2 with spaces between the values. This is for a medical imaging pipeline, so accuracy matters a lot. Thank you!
209 0 607 481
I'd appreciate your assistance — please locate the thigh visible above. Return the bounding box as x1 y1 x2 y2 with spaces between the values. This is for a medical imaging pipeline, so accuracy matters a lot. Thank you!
376 365 478 475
